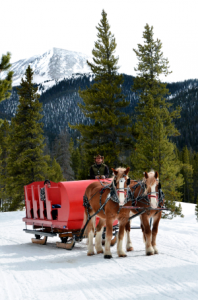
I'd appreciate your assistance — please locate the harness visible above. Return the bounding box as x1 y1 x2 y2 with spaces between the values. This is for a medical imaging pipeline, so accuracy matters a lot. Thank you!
79 178 131 240
130 180 164 206
79 178 165 240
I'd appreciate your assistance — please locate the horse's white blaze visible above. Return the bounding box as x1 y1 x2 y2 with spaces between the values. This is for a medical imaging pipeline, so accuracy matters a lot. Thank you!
118 178 125 206
150 183 158 208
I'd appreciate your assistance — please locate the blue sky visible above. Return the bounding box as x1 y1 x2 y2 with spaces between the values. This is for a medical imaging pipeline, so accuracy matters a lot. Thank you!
1 0 198 82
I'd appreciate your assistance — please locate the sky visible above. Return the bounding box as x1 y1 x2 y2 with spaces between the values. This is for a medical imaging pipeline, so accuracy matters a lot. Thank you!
1 0 198 83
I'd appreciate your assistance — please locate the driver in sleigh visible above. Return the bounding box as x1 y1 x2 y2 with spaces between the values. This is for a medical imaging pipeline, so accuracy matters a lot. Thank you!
90 154 109 179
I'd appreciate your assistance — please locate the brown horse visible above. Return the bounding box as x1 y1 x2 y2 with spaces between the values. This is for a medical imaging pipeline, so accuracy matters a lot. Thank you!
83 167 132 259
125 170 163 255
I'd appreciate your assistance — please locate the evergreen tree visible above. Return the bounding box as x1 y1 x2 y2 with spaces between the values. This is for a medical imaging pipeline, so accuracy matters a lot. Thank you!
0 52 13 102
0 120 11 211
180 146 194 203
46 158 65 182
70 10 131 168
6 66 50 211
68 138 90 180
69 138 81 179
52 129 74 180
131 24 183 218
192 152 198 203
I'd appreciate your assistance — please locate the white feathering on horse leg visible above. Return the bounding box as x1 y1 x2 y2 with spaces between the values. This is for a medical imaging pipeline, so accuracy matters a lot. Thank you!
145 245 154 256
87 230 95 256
126 230 134 251
117 236 127 257
153 245 159 254
95 227 104 254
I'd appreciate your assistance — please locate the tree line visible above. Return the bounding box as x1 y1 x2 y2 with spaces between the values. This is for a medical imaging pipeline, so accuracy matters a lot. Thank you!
0 10 198 220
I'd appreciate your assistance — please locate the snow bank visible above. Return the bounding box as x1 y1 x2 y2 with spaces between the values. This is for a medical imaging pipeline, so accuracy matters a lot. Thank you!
0 203 198 300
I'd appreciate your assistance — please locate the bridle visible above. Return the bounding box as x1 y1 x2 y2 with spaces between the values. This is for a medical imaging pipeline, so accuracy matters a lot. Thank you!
144 180 165 208
112 175 131 206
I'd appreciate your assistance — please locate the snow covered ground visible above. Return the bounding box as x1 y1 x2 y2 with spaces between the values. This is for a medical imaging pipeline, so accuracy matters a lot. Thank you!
0 202 198 300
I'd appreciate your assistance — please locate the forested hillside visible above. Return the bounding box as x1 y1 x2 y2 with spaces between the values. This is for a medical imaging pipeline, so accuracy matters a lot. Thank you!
0 74 198 150
170 84 198 151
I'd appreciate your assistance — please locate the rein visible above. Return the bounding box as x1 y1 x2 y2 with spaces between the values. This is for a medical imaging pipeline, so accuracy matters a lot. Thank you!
80 177 166 240
80 177 132 239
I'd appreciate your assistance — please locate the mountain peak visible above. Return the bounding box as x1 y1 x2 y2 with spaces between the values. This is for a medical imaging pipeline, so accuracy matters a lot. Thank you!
0 48 91 87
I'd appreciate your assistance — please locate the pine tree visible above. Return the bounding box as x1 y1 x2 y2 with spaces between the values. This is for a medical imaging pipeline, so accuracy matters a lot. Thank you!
6 66 50 211
70 10 131 168
180 146 194 203
131 24 183 218
69 138 81 179
0 52 13 102
52 129 74 180
192 152 198 203
46 158 65 182
0 120 12 211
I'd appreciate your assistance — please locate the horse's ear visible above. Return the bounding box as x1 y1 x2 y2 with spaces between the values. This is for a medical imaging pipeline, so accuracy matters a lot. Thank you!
144 171 149 179
111 168 118 175
124 167 130 175
155 171 159 179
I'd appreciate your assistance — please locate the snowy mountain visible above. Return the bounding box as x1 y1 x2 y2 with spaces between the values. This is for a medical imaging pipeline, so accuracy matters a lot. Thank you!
0 48 92 88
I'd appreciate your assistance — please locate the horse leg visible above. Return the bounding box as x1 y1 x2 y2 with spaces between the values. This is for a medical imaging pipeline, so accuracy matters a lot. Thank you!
125 221 134 251
141 214 154 255
87 215 96 256
95 218 105 254
117 220 127 257
104 218 114 259
140 220 146 244
151 212 161 254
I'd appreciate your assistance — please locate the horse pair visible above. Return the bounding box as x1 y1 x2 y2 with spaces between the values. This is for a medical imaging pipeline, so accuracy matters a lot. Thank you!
83 167 163 259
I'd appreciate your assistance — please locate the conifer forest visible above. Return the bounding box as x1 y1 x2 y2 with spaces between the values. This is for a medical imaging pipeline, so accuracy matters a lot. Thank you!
0 10 198 220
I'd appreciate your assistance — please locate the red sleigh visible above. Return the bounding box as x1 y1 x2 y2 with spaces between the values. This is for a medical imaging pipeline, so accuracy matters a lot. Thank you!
22 180 118 249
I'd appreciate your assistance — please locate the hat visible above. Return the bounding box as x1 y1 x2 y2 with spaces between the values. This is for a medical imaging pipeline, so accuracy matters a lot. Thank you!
94 154 104 161
44 179 51 185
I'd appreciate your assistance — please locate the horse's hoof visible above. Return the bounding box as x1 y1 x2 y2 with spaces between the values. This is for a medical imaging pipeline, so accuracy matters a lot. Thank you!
87 252 95 256
119 254 127 257
97 250 104 254
127 247 134 252
104 255 112 259
153 246 159 254
146 251 154 256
